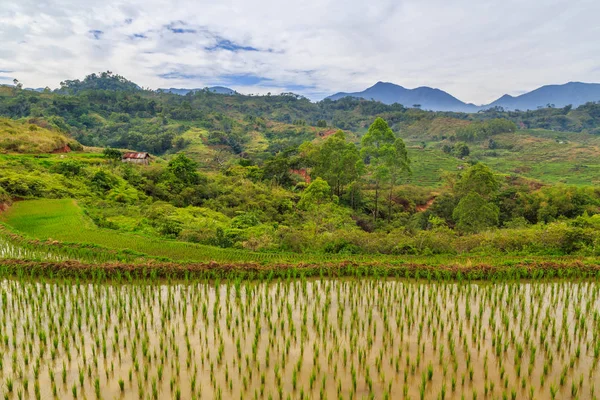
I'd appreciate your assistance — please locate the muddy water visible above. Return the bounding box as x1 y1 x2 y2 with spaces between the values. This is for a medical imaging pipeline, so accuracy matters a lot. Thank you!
0 279 599 399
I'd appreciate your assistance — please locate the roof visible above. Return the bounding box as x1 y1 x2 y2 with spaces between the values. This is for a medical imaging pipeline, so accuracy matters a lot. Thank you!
122 152 149 159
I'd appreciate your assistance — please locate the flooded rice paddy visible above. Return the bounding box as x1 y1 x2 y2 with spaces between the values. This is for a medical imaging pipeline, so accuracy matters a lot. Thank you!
0 278 599 399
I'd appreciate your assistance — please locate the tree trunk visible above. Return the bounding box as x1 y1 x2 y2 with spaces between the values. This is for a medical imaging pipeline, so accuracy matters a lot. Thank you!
388 173 396 223
374 180 379 223
388 182 393 223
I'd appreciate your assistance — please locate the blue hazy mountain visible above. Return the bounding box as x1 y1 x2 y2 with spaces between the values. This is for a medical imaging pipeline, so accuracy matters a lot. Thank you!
326 81 600 112
160 86 237 95
325 82 479 112
484 82 600 110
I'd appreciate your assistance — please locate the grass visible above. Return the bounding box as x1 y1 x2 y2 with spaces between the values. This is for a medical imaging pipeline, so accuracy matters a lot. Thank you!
404 146 462 187
0 117 74 154
1 198 288 263
178 127 214 165
469 129 600 185
398 128 600 187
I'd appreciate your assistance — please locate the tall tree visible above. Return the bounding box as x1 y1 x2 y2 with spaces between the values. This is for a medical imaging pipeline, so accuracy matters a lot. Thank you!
382 137 411 222
298 178 333 235
361 117 408 222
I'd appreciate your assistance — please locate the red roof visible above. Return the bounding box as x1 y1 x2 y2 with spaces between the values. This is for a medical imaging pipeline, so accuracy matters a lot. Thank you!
122 152 149 159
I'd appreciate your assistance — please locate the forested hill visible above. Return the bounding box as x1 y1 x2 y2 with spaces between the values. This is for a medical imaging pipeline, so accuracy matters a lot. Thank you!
4 72 600 256
2 72 600 173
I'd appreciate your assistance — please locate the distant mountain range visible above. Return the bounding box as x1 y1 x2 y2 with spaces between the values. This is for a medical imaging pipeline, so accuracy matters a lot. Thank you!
485 82 600 110
159 86 237 96
326 82 479 112
325 81 600 112
6 75 600 113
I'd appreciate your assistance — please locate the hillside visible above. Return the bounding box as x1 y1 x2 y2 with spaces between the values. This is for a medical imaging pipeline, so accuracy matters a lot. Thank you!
1 73 600 259
0 117 78 153
3 73 600 185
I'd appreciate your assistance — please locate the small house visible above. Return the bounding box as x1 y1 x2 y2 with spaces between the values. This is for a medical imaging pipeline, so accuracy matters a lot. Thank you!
122 152 150 165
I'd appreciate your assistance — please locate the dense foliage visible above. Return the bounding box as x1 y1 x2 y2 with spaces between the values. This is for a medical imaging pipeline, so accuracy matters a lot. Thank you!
2 72 600 257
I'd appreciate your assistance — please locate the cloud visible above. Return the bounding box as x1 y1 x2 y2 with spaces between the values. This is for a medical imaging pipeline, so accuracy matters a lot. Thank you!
1 0 599 103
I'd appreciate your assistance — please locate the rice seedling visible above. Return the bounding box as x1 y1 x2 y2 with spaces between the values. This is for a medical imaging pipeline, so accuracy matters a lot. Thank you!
0 271 597 399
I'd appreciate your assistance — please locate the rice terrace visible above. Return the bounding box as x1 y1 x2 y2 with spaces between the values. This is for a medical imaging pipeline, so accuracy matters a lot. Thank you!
1 200 600 400
3 6 600 397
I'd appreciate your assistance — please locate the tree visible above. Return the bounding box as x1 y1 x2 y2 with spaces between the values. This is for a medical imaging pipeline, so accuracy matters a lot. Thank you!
455 163 499 200
12 79 23 91
453 142 470 158
298 178 332 210
307 131 364 198
382 137 410 222
298 178 334 235
168 153 199 184
263 152 295 187
90 170 119 192
452 191 499 233
361 117 407 222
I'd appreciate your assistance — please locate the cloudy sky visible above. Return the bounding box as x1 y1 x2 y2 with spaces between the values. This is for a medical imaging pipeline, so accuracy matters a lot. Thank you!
1 0 599 104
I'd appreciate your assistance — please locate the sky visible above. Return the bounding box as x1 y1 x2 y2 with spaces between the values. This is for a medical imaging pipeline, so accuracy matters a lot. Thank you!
1 0 599 104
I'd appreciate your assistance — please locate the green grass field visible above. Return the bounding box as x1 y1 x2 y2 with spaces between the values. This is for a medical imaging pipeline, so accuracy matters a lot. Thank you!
405 146 462 186
0 199 290 263
470 129 600 185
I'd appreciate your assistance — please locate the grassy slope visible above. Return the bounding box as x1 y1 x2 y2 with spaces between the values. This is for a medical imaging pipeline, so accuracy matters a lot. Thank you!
397 128 600 187
0 117 73 153
404 146 462 187
471 129 600 185
179 127 214 164
0 199 281 263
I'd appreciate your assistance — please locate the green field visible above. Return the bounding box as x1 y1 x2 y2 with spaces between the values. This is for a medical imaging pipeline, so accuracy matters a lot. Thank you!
0 199 292 263
468 129 600 185
404 146 462 187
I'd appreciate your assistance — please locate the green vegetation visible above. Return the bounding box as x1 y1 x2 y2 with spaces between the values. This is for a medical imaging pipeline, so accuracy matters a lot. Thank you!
2 72 600 400
2 72 600 264
1 199 294 263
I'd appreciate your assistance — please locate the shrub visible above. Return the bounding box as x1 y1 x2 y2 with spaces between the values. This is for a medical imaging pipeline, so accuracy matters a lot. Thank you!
52 160 85 177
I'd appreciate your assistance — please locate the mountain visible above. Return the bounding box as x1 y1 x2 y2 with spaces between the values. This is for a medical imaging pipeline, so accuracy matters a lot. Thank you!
485 82 600 110
326 81 600 113
325 82 479 112
160 86 237 96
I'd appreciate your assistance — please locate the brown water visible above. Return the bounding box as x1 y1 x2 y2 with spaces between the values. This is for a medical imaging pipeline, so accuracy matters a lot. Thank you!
0 279 599 399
